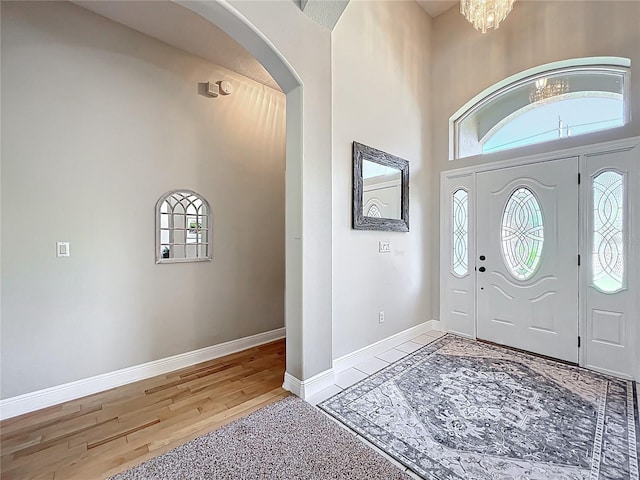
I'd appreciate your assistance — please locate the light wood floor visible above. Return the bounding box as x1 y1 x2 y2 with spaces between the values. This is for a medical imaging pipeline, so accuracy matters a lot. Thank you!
0 339 288 480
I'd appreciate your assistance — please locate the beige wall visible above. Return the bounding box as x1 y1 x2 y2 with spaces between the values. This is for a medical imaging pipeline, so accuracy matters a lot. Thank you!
213 0 333 381
1 1 286 398
430 0 640 319
332 0 432 358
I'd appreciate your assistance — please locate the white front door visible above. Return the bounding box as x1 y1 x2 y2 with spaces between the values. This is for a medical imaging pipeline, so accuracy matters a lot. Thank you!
476 158 579 362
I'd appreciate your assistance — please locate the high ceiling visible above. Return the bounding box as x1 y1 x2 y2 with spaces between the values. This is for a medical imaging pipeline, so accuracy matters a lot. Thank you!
72 1 281 91
73 0 459 94
416 1 458 18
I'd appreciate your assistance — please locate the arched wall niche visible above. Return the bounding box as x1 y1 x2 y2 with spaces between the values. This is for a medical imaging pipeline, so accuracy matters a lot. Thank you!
85 0 334 388
178 1 334 387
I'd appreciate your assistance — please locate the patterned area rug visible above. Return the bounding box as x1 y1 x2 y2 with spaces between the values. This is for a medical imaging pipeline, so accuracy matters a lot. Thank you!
320 334 640 480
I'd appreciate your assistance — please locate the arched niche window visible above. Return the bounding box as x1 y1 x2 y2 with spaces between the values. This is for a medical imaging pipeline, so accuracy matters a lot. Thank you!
450 58 630 160
156 190 211 264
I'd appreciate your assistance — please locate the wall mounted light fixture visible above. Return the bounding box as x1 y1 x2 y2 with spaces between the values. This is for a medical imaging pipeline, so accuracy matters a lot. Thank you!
205 82 219 97
205 81 233 98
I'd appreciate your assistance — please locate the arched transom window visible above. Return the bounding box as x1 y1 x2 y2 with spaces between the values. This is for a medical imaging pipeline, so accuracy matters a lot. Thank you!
156 190 211 263
451 58 630 160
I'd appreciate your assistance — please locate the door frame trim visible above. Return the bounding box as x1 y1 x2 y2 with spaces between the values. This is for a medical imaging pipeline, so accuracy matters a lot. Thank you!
442 137 639 177
440 136 640 378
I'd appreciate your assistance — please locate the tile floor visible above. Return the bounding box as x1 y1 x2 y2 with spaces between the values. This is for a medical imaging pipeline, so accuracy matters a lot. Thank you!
306 328 446 479
309 329 639 479
307 328 445 406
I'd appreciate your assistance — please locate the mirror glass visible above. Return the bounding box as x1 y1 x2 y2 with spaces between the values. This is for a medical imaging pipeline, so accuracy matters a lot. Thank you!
156 190 211 263
352 141 409 232
362 160 402 220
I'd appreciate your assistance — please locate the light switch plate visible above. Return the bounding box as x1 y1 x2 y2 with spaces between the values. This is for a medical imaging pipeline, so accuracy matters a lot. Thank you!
56 242 70 257
379 241 390 253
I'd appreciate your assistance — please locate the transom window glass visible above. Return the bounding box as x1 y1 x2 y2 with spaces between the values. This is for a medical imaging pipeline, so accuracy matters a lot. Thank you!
592 170 624 293
452 189 468 277
501 187 544 280
452 59 630 160
483 95 623 154
156 190 211 263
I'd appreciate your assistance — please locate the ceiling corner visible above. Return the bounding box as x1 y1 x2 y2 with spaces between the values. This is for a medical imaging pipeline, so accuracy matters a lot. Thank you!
296 0 350 31
416 1 458 19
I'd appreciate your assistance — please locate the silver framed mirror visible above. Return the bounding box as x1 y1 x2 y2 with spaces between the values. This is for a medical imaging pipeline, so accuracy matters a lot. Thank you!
352 142 409 232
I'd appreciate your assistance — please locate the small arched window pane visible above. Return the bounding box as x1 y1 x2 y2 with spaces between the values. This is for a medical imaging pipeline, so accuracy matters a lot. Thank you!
501 187 544 280
452 189 468 277
156 190 212 264
592 171 624 292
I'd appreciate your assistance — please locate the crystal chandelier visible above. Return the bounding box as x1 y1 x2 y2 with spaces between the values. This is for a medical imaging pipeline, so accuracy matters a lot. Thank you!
528 77 570 103
460 0 515 34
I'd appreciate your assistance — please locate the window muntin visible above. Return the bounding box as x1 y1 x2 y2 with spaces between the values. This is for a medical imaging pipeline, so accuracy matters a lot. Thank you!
501 187 544 280
452 60 630 160
592 170 624 293
452 189 469 277
156 190 211 264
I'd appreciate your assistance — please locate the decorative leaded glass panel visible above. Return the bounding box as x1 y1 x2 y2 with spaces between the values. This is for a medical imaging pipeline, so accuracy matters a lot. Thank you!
592 171 624 292
452 189 468 277
501 188 544 280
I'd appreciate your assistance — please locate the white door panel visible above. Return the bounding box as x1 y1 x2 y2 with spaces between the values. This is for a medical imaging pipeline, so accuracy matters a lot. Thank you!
583 146 639 379
476 158 579 362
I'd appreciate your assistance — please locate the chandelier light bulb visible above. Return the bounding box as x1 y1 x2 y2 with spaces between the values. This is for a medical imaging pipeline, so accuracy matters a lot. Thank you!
535 78 548 90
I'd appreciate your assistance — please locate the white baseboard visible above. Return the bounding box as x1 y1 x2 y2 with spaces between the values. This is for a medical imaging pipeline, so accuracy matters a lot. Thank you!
282 373 302 397
0 327 286 420
283 320 441 400
426 319 440 331
282 368 335 400
333 320 439 374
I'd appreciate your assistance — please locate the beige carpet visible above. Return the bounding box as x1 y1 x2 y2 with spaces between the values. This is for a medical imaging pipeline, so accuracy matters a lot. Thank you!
110 395 410 480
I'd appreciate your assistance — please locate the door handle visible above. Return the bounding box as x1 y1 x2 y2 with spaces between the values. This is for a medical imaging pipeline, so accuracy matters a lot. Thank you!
478 267 486 272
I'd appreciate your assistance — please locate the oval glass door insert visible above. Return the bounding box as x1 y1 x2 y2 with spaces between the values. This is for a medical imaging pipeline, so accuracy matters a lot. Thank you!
501 187 544 280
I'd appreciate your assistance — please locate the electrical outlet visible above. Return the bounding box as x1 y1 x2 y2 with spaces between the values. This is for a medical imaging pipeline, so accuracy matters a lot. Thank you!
379 311 385 323
379 241 390 253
